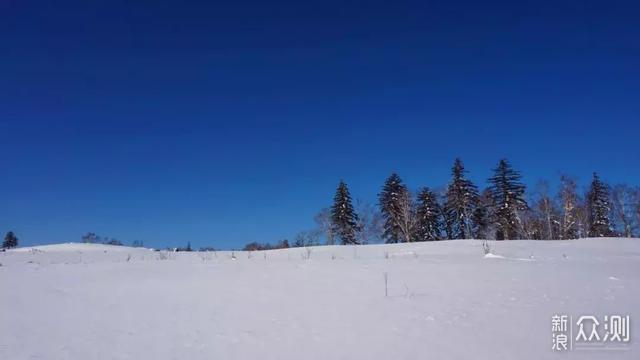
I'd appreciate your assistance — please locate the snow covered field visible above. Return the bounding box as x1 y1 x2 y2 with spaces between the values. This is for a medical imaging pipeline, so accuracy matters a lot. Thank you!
1 239 638 359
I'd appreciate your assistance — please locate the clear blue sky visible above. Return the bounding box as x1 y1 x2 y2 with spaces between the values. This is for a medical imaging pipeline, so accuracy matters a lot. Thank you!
1 0 638 249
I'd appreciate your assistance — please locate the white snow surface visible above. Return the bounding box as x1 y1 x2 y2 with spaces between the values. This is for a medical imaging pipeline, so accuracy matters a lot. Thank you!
1 238 639 359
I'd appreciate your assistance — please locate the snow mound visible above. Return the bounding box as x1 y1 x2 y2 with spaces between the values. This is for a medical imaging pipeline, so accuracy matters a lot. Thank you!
8 242 140 253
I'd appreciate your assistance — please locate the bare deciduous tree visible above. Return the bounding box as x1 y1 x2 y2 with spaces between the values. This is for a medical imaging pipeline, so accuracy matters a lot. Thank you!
314 208 335 245
293 230 321 247
558 175 578 239
533 180 560 239
397 188 416 243
611 184 638 237
355 199 384 244
575 198 590 239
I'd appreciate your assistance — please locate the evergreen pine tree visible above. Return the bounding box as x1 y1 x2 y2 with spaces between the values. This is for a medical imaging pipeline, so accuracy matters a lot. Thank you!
378 173 406 243
487 159 528 240
442 197 455 240
472 189 492 239
444 158 479 239
587 172 612 237
331 180 359 245
414 188 442 241
3 231 18 248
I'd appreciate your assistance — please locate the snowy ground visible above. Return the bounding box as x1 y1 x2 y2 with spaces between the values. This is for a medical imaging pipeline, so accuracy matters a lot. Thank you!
1 239 638 359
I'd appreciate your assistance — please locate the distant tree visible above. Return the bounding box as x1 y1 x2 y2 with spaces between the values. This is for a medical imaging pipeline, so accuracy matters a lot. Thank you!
314 208 335 245
587 173 613 237
293 234 304 247
521 207 543 240
610 184 637 237
131 240 144 248
441 193 455 239
243 242 267 251
532 180 561 239
443 158 479 239
199 246 216 251
104 238 123 246
414 188 442 241
330 181 359 245
558 175 579 239
243 238 292 251
3 231 18 248
81 232 99 243
575 195 590 239
276 239 290 249
379 173 412 243
396 187 416 242
176 242 193 252
487 159 528 240
472 189 492 239
355 200 384 244
293 230 320 247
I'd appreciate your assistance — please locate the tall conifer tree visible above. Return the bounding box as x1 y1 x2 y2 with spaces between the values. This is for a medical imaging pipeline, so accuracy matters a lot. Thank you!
378 173 405 243
472 188 492 239
587 173 612 237
3 231 18 248
444 158 479 239
415 188 442 241
488 159 528 240
331 180 359 245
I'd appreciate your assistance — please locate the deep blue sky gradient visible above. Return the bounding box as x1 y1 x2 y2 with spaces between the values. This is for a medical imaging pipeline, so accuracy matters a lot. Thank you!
1 0 639 248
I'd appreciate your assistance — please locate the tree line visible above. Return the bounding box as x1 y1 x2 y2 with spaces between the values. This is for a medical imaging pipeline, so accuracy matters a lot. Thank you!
4 158 639 251
325 158 639 245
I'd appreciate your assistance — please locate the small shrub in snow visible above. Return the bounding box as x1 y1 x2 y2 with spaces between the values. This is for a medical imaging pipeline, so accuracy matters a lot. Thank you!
383 272 388 297
298 248 311 260
200 252 212 262
403 283 411 298
482 240 491 255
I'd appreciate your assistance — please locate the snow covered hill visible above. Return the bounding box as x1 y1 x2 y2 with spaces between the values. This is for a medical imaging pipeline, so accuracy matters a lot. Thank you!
1 239 638 359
